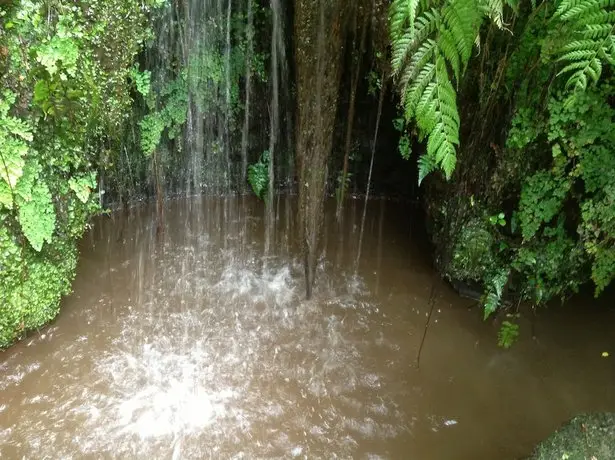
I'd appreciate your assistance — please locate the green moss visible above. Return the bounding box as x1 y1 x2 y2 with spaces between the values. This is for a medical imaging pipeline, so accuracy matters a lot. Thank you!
0 240 77 348
527 413 615 460
1 0 161 349
449 217 496 282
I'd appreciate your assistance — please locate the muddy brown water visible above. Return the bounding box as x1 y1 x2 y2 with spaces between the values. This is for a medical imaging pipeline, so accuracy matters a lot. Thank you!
1 196 614 459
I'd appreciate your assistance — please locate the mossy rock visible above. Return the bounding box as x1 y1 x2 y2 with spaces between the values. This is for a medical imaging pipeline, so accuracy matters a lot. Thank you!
527 413 615 460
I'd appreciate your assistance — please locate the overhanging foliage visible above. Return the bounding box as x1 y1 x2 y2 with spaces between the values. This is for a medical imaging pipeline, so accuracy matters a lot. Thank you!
390 0 615 343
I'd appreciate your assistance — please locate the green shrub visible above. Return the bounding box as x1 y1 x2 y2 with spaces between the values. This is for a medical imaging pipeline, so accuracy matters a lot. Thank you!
0 0 160 348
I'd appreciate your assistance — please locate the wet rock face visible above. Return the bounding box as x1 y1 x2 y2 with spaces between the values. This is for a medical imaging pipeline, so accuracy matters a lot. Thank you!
527 413 615 460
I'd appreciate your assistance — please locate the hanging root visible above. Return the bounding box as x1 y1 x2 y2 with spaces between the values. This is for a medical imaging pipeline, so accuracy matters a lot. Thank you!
416 283 437 369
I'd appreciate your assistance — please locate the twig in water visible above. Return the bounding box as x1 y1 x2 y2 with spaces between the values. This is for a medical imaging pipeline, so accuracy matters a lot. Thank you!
416 283 437 369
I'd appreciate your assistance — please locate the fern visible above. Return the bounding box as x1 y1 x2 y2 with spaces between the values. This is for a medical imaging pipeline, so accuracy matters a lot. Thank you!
482 0 505 28
390 0 421 39
478 0 518 30
498 320 520 348
483 268 509 319
390 0 482 184
553 0 615 91
247 150 269 200
390 0 614 185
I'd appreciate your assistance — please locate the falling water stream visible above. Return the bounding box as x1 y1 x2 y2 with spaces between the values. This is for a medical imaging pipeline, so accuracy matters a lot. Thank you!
1 197 614 459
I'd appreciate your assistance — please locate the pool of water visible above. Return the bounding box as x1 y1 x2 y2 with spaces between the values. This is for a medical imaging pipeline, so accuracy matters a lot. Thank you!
1 196 614 459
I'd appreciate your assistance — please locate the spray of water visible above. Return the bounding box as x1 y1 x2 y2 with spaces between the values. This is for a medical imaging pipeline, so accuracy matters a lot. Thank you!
0 199 408 458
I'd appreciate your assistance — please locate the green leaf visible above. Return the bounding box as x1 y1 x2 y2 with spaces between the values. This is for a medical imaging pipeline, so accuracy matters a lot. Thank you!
553 0 615 92
519 171 570 241
17 181 56 252
390 0 479 183
69 173 96 204
36 36 79 76
418 154 436 185
483 269 509 319
131 67 152 97
399 134 412 160
0 148 26 191
33 80 50 104
248 151 270 200
0 97 30 194
0 181 13 208
498 321 520 348
139 112 165 156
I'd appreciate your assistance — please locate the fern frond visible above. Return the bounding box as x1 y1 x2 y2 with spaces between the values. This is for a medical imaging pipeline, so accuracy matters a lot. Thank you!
555 0 583 17
498 321 520 348
391 0 424 40
561 39 601 52
392 29 414 73
483 269 509 319
599 38 615 63
557 0 614 21
390 0 484 183
439 28 462 80
408 0 422 36
418 154 437 185
413 9 442 48
398 39 437 93
479 0 517 29
416 82 438 124
415 54 460 178
405 63 437 118
390 0 413 41
559 49 601 61
587 57 603 80
557 59 596 74
442 0 480 65
554 0 615 91
583 23 614 39
575 10 615 26
392 9 440 76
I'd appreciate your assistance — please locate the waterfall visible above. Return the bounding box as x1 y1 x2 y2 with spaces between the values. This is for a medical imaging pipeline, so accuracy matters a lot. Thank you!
270 0 292 191
295 0 348 298
264 0 290 258
240 0 254 191
224 0 233 188
139 0 297 200
143 0 239 196
268 0 281 208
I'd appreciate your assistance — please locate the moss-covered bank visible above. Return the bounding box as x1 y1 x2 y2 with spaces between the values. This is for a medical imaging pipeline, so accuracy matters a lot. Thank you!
527 413 615 460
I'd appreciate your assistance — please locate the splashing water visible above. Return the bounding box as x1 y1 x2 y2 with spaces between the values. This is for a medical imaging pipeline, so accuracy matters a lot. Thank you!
0 198 408 458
